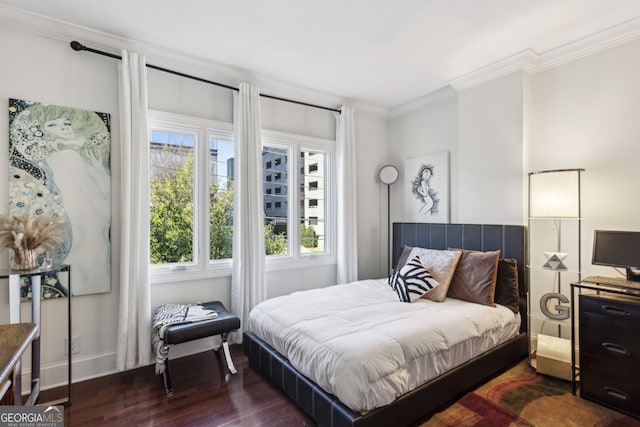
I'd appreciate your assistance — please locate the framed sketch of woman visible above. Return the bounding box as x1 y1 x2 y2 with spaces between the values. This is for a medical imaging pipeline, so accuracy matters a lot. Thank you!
404 152 449 223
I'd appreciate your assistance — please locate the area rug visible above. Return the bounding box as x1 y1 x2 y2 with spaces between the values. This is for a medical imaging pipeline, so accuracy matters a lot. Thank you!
422 359 640 427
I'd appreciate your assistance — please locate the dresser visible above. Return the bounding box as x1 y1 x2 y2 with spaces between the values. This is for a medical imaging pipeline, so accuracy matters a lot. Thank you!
578 292 640 418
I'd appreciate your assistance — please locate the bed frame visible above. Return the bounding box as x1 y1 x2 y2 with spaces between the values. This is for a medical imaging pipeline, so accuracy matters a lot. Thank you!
243 223 528 427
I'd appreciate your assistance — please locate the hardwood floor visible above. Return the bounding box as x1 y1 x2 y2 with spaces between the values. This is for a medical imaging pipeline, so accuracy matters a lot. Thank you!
50 345 314 426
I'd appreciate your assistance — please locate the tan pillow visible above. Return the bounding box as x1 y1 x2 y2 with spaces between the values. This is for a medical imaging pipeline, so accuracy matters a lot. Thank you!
407 247 462 302
494 258 520 313
447 249 500 307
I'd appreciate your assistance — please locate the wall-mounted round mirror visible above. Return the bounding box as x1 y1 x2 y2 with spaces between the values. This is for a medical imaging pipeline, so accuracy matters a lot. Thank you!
378 164 399 185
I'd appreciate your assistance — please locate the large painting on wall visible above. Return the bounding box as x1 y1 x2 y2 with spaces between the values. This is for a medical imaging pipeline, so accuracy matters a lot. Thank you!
404 151 449 223
8 99 111 299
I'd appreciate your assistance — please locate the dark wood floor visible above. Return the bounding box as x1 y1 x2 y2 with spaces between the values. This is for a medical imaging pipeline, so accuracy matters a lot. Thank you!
47 345 315 426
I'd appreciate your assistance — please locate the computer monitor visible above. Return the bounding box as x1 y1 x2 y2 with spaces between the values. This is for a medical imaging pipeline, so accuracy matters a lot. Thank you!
592 230 640 282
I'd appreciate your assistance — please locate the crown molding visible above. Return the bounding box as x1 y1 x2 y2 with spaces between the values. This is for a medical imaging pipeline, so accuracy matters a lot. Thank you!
3 4 640 118
388 86 457 119
449 16 640 93
449 50 539 92
533 16 640 73
0 4 384 117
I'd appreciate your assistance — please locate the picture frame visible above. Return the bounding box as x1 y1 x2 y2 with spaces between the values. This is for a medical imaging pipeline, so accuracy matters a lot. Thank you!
8 98 111 299
404 151 449 222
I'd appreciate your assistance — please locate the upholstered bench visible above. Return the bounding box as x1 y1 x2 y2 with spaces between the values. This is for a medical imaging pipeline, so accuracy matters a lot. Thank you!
153 301 241 395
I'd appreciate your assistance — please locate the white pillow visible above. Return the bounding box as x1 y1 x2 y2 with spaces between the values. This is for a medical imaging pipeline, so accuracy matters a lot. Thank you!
390 255 439 302
408 247 462 302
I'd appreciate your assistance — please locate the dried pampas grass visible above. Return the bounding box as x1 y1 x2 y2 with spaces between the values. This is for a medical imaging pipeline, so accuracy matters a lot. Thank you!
0 214 65 254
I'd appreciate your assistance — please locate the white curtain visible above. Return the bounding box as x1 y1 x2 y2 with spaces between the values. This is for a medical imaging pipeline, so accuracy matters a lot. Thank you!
231 83 266 343
336 105 358 284
116 50 151 370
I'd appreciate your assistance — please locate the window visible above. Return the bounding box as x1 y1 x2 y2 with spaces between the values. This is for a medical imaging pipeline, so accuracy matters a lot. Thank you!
148 111 234 282
148 112 336 280
149 131 195 263
262 131 334 261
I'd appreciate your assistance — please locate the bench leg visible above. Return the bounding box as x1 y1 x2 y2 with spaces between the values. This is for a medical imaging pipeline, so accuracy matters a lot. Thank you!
161 345 174 395
221 332 237 375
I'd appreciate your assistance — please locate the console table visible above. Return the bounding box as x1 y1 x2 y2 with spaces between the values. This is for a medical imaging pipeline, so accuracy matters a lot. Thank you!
1 264 71 405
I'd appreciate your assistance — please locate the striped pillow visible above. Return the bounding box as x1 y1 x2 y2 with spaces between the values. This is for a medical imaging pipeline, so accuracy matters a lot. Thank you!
390 255 440 302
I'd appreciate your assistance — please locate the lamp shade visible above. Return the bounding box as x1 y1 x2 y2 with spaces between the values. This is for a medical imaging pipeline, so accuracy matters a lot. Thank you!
529 169 583 218
378 164 399 185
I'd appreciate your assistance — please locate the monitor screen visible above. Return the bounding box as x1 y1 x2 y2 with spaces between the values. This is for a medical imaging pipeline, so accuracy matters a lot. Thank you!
592 230 640 269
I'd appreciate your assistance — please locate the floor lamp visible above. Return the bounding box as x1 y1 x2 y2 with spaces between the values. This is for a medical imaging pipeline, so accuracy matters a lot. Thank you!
378 165 399 276
528 168 583 332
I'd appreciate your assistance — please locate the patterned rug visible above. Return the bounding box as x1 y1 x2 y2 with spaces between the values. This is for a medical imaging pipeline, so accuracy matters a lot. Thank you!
422 359 640 427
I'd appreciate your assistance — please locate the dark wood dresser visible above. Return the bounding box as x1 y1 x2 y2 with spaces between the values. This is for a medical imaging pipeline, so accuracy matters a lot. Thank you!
578 293 640 418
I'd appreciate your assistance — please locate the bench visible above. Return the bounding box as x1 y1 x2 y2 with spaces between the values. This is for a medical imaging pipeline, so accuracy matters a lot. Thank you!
155 301 240 395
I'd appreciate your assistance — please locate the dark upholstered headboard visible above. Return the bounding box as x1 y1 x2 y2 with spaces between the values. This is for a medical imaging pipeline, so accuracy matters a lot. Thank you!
392 223 528 297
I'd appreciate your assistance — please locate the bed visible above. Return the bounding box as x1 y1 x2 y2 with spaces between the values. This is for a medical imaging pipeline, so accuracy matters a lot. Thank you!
243 223 528 427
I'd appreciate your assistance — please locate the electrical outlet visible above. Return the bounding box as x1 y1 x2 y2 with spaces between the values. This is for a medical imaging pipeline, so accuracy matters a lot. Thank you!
65 336 81 355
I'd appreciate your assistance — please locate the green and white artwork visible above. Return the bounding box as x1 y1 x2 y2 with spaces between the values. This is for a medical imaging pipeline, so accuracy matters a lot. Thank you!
8 98 111 299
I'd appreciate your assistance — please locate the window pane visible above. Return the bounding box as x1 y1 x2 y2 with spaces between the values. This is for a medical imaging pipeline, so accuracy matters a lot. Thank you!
149 131 195 264
209 137 234 260
300 150 326 253
263 146 288 256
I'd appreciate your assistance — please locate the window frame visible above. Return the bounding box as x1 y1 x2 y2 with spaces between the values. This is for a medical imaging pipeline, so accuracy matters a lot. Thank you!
262 129 336 270
147 112 337 283
148 110 234 284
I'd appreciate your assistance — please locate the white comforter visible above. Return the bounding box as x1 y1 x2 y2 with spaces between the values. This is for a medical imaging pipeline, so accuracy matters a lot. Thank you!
249 278 520 412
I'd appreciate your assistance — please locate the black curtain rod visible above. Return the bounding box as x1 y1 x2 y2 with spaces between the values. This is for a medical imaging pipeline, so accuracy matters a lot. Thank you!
70 41 341 114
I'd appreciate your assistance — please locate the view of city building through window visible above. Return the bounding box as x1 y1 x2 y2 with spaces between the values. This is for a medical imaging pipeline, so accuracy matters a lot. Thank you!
149 114 330 268
262 145 326 255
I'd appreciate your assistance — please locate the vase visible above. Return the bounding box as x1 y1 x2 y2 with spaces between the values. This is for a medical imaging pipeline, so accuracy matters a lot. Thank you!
10 248 40 271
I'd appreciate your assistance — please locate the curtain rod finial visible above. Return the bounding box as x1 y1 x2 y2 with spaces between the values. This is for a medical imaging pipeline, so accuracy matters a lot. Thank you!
70 41 85 51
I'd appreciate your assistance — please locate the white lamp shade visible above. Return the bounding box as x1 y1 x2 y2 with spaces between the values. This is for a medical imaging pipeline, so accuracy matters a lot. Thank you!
378 165 399 185
529 170 581 218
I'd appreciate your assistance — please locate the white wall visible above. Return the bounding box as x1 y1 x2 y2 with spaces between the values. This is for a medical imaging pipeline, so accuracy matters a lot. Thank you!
0 25 122 387
389 37 640 275
0 19 388 389
388 76 525 226
387 89 459 221
384 38 640 261
530 37 640 277
389 32 640 355
457 72 525 224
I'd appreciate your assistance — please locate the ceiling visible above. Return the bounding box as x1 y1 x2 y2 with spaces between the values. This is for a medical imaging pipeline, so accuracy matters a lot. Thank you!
2 0 640 109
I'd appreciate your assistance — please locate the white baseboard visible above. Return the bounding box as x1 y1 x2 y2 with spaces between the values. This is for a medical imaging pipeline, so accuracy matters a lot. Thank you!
21 351 117 393
21 337 224 393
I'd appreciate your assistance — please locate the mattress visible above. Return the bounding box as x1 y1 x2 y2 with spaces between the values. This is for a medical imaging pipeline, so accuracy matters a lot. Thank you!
248 278 521 412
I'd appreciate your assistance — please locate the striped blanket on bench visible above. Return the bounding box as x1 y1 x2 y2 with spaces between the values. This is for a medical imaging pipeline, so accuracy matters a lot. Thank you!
151 303 218 374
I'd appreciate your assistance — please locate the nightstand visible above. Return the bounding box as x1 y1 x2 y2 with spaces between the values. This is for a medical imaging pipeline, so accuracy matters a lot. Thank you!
571 281 640 419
